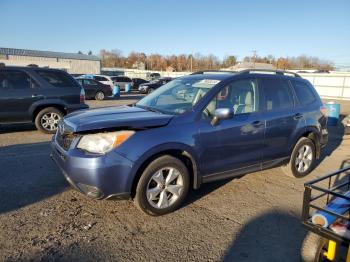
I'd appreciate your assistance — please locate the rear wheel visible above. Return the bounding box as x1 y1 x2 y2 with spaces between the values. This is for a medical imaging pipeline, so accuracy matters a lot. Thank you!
281 137 316 178
95 91 105 101
301 232 328 262
134 155 190 216
35 107 63 134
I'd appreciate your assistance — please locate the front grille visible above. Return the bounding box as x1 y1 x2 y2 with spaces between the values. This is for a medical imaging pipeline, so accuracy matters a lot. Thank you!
56 133 75 151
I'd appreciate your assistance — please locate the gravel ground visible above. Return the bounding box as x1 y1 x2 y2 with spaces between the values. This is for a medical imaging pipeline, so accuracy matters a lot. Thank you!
0 94 349 262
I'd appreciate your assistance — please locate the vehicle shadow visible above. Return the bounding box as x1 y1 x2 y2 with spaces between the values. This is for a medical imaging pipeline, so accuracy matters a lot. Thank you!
221 210 307 262
326 158 350 202
13 242 114 262
0 123 38 134
184 176 244 207
0 142 67 214
314 119 345 169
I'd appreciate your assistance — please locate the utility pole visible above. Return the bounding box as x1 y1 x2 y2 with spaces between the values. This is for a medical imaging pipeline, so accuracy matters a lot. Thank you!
252 50 257 68
189 54 193 72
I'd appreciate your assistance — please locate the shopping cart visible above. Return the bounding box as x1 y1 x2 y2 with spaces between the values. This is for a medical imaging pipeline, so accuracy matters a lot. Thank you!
301 165 350 261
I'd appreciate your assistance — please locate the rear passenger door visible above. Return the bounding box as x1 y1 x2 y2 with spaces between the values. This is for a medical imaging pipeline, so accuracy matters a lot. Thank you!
83 79 99 98
260 77 304 166
0 70 40 122
35 70 81 105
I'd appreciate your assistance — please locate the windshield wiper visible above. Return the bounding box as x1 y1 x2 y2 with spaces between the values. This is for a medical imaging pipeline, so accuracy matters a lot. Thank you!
136 104 164 114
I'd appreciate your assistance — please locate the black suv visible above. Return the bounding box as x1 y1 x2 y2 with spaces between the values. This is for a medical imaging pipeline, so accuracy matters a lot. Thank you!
0 66 88 133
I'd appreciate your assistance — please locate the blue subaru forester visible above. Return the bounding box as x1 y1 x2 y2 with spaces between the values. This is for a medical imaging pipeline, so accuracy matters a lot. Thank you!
51 70 328 215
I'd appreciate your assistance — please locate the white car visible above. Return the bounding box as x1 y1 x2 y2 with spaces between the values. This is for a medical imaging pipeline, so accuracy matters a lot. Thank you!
91 75 132 91
91 75 115 88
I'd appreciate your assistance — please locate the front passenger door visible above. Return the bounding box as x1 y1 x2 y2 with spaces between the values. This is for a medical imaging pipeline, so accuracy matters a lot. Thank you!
198 78 265 180
0 70 40 122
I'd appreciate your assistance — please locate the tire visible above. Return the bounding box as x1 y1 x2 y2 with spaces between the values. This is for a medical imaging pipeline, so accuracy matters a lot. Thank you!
34 107 63 134
300 232 328 262
134 155 190 216
95 91 105 101
281 137 316 178
147 88 154 94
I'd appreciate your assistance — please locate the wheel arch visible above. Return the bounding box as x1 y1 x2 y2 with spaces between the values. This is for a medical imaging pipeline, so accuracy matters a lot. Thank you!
129 144 199 198
31 101 67 122
293 127 321 159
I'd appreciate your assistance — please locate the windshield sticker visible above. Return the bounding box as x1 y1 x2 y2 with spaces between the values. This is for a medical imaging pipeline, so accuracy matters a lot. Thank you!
197 79 221 85
193 79 221 88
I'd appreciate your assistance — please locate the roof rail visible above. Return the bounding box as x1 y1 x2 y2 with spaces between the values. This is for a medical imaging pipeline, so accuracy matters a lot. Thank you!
238 69 301 78
190 70 236 75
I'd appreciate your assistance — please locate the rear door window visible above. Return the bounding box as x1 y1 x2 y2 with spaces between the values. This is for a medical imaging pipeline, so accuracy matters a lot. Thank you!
0 70 33 89
84 79 98 86
291 80 316 106
261 78 294 111
36 70 79 87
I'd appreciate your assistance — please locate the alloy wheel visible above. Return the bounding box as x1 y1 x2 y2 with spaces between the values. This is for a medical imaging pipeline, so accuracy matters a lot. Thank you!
96 92 105 100
146 167 184 209
41 112 61 131
295 144 313 173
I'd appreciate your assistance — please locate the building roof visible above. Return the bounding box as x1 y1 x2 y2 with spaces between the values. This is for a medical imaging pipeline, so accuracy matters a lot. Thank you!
0 47 100 61
226 62 275 71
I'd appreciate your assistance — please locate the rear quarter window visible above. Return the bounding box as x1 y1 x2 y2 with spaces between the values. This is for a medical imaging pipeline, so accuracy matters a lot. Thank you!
36 70 79 88
292 80 317 106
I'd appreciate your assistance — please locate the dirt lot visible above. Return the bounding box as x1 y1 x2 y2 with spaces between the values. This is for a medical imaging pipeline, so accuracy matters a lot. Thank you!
0 94 349 262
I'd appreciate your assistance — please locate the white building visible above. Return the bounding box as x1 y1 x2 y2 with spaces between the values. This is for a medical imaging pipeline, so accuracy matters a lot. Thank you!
0 47 101 74
225 61 276 71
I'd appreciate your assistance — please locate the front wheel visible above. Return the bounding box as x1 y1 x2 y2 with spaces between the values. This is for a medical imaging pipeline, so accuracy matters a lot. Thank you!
281 137 316 178
147 88 154 94
35 107 63 134
301 232 328 262
95 91 105 101
134 155 190 216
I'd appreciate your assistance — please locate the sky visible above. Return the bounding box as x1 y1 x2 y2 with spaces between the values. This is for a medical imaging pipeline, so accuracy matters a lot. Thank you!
1 0 349 68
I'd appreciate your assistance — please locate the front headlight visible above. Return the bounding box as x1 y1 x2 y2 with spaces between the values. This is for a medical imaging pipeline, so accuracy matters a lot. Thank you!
77 131 135 154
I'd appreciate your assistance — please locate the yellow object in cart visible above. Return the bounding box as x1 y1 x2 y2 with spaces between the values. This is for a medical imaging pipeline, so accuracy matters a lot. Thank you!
324 240 336 260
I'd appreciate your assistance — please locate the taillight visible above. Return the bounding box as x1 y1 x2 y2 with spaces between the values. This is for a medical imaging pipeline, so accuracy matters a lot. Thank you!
80 88 85 103
320 105 328 117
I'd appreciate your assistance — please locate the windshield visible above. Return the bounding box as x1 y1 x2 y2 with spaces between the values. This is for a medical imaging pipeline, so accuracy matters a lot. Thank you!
136 77 221 115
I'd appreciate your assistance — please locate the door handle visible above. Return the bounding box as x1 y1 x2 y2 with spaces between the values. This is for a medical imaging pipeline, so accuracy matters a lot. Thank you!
252 120 264 127
293 113 303 120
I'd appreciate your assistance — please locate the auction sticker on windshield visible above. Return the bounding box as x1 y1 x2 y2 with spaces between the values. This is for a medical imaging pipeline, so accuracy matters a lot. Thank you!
193 79 221 88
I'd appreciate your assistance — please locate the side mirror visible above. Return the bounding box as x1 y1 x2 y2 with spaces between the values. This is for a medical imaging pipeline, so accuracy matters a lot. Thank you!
211 108 234 126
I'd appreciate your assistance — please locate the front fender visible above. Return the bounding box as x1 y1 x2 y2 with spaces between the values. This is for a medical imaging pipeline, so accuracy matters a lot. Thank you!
126 142 200 193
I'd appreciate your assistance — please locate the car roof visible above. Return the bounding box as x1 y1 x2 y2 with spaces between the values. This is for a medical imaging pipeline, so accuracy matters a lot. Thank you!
179 73 236 81
0 66 66 72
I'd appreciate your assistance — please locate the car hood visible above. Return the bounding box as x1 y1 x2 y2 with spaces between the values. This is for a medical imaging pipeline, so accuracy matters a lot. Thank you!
63 105 173 133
